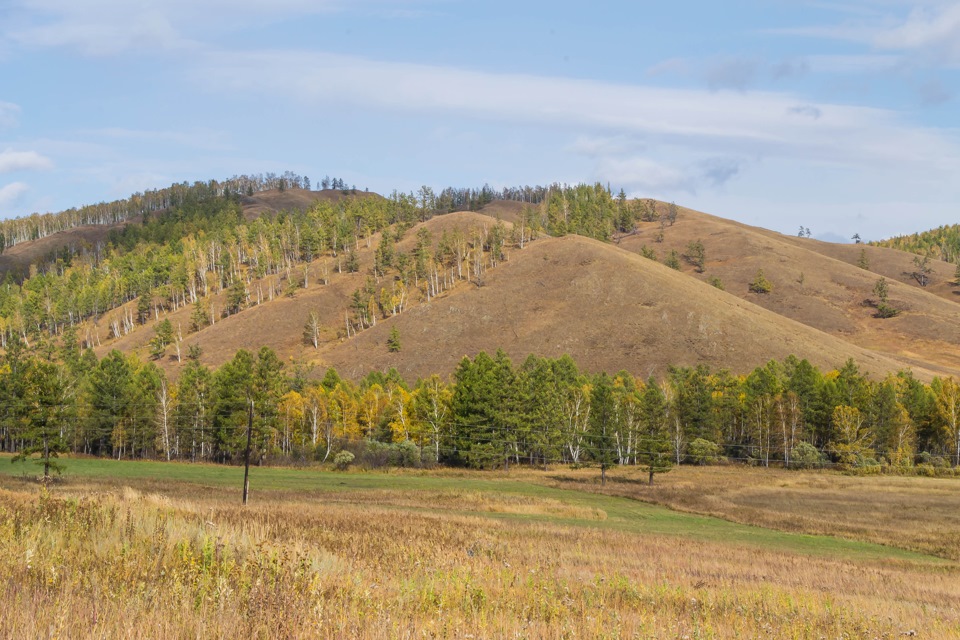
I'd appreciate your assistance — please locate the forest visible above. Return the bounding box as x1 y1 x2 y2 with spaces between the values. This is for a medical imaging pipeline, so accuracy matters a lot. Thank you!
4 337 960 479
0 178 655 351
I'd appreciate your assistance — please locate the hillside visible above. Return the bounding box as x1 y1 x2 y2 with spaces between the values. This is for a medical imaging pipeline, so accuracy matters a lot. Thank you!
95 206 945 381
614 205 960 376
4 186 957 384
316 233 925 381
239 188 381 221
96 211 503 371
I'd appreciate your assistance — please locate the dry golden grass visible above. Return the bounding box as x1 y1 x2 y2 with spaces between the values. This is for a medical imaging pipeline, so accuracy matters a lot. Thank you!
2 473 959 639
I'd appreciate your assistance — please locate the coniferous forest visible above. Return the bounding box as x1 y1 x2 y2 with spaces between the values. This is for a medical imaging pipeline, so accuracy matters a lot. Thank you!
1 177 959 478
4 336 960 478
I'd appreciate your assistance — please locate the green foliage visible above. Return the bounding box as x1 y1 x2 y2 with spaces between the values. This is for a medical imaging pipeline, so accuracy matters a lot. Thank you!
387 327 402 352
708 276 724 290
542 183 618 240
857 248 869 270
149 319 174 360
639 245 657 261
684 239 705 273
790 442 824 469
873 223 960 267
873 277 898 318
749 269 773 294
687 438 722 465
344 250 360 273
664 250 681 270
333 450 355 470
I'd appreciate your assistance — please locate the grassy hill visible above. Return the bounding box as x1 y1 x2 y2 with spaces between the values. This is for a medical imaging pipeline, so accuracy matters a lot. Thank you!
612 204 960 378
3 185 958 383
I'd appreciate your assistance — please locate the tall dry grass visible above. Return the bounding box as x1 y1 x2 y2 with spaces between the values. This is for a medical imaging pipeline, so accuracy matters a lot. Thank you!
1 477 959 639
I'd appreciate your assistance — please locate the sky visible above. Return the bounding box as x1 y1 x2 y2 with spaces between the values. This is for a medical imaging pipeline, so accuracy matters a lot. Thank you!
0 1 958 242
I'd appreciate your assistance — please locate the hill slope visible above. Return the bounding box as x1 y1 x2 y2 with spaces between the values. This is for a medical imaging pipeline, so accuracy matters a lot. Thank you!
615 205 960 375
315 234 925 380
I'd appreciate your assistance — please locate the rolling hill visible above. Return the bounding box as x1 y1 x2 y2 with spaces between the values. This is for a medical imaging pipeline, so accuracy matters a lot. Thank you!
4 187 959 383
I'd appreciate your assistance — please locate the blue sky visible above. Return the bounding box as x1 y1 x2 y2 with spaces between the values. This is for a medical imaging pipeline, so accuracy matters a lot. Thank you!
0 1 958 241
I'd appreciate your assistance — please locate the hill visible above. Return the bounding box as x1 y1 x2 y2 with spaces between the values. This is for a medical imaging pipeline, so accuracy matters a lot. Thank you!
95 206 949 381
0 187 375 275
3 184 957 384
316 232 924 381
613 205 960 377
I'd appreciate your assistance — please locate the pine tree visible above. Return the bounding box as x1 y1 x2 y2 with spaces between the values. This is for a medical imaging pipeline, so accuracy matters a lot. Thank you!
749 269 773 294
387 327 401 352
588 373 618 485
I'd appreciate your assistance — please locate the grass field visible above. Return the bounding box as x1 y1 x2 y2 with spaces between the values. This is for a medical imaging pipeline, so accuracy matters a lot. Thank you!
2 456 959 638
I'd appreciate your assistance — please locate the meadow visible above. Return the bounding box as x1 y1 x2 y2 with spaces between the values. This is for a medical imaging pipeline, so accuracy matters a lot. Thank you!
1 457 959 638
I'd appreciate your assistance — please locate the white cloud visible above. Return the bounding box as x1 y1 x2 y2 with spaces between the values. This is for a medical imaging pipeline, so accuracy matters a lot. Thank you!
0 149 54 172
597 157 694 193
195 49 960 175
773 2 960 67
4 0 427 54
874 3 960 63
0 182 29 208
594 155 745 195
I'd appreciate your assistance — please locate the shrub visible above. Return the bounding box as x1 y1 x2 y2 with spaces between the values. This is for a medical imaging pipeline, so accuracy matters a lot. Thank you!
918 451 949 468
687 438 721 465
790 442 824 469
749 269 773 294
356 440 422 468
333 450 355 470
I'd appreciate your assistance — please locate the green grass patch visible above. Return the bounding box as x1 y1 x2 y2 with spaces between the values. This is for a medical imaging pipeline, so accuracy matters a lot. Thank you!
0 454 945 565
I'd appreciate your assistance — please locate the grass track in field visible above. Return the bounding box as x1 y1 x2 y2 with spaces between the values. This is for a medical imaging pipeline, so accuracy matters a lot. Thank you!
0 455 946 565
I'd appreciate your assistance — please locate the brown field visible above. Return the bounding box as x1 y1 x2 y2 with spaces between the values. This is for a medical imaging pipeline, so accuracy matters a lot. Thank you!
2 463 960 639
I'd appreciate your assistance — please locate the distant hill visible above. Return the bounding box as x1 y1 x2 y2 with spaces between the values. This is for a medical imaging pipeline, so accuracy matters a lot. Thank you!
612 205 960 377
870 224 960 266
3 180 959 384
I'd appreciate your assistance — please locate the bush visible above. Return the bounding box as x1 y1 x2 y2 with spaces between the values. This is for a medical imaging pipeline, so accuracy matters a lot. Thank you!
356 440 422 468
749 269 773 294
687 438 721 465
918 451 950 468
789 442 824 469
333 450 355 470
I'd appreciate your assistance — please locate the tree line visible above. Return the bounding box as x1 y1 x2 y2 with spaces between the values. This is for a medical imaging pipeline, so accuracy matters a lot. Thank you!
5 339 960 481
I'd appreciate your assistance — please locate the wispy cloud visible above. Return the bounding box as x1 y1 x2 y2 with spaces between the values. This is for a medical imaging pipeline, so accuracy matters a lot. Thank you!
874 3 960 63
0 149 54 172
0 182 29 208
3 0 431 55
774 2 960 67
195 49 960 174
703 56 760 91
594 155 745 195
